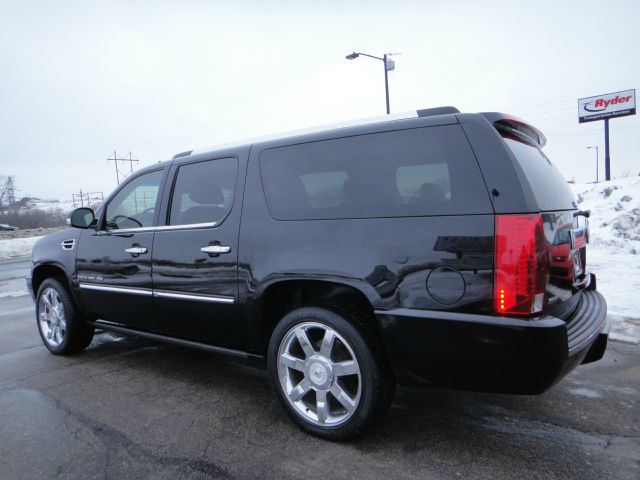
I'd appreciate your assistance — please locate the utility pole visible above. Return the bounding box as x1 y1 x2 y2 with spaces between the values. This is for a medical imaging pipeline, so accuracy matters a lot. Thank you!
5 177 16 206
107 150 139 185
72 190 104 209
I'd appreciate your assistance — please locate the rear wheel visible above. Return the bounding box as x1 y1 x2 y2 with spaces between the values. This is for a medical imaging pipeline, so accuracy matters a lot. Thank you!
36 278 95 355
268 306 394 439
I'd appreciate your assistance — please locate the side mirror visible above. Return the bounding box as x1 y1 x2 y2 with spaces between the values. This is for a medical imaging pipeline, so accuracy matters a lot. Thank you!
70 208 95 229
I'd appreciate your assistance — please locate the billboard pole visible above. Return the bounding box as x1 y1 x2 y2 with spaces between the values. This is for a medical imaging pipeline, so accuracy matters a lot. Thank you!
604 118 611 181
578 89 635 182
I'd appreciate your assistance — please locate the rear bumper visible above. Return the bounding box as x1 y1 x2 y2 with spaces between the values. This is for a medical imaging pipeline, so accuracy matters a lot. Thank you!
375 287 608 394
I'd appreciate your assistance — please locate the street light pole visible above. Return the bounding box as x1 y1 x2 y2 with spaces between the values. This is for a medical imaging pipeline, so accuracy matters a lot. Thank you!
383 54 390 114
587 146 599 183
346 51 397 115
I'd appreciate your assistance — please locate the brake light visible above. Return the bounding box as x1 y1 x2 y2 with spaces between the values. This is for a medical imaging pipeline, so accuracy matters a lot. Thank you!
494 214 549 316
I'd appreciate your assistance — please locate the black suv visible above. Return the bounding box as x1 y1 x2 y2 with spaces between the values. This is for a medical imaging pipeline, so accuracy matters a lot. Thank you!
28 107 608 439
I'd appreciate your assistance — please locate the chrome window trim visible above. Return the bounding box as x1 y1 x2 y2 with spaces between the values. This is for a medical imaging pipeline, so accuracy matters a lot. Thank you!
103 221 217 234
78 283 153 296
153 290 235 304
157 221 218 231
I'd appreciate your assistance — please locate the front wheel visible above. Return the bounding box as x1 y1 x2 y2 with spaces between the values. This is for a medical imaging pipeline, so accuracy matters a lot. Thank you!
268 306 394 440
36 278 95 355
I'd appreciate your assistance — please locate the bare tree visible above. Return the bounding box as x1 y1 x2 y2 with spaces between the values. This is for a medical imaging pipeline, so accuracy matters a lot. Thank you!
0 174 8 213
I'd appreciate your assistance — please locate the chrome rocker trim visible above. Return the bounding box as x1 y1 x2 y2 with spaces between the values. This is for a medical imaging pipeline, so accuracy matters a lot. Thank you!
153 290 235 304
79 283 153 296
79 283 235 304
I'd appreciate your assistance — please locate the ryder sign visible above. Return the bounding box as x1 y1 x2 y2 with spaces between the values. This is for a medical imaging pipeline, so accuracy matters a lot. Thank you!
578 89 636 123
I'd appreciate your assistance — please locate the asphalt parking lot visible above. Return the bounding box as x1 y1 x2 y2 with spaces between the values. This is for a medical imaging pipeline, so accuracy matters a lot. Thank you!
0 257 638 479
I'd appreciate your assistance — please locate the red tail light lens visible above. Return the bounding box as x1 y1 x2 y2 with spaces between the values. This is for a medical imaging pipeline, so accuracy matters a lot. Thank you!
495 214 549 316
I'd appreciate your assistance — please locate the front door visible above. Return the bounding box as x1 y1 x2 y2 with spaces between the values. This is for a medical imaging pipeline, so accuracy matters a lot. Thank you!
76 168 165 331
151 156 243 348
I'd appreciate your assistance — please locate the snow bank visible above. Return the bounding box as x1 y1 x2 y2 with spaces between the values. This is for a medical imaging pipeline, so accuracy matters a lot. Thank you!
572 176 640 255
0 236 41 259
572 176 640 344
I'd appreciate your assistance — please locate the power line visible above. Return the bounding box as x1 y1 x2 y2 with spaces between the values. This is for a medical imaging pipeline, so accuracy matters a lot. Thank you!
107 151 139 185
505 98 575 112
547 126 640 140
72 190 104 209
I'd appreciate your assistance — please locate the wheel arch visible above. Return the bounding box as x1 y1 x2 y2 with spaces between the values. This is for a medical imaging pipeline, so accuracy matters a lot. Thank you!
255 277 382 353
31 262 87 314
32 262 70 293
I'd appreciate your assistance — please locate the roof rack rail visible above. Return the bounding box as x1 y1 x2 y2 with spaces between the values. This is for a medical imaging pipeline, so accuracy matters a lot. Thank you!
417 106 460 117
180 107 461 158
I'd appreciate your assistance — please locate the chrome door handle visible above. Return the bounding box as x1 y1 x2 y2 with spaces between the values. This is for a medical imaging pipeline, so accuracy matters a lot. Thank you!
200 245 231 254
125 247 148 254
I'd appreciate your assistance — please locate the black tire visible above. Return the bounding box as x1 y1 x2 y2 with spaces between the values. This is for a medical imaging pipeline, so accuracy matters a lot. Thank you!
36 277 95 355
268 305 395 440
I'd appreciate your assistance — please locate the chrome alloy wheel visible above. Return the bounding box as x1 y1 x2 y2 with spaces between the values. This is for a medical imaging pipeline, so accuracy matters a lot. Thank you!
277 322 362 427
38 287 67 347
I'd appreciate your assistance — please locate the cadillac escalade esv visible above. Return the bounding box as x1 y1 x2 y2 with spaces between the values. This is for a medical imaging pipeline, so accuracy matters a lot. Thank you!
28 107 609 439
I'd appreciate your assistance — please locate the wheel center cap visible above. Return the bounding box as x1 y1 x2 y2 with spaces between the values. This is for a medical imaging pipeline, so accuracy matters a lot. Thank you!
307 359 333 388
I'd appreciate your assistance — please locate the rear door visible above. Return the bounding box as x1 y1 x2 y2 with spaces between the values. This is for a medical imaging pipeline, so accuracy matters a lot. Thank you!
151 154 244 348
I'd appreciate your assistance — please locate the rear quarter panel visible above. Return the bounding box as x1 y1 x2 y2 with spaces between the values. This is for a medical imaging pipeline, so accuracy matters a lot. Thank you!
238 137 495 353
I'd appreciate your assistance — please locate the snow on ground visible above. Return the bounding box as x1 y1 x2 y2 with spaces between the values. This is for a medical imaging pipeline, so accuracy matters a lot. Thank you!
572 175 640 344
0 237 41 259
30 198 76 213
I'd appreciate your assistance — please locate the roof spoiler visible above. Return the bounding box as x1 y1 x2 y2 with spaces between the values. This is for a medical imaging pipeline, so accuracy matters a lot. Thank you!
482 112 547 148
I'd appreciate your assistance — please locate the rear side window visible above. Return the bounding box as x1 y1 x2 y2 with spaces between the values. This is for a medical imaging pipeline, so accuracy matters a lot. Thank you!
502 135 576 211
260 125 492 220
169 157 237 226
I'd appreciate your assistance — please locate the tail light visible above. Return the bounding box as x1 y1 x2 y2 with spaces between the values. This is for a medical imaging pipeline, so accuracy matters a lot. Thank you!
494 214 549 316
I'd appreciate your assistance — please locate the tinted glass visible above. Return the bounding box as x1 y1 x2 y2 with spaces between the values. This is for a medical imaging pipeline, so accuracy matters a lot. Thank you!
260 125 491 220
502 135 576 211
169 157 237 226
105 170 163 229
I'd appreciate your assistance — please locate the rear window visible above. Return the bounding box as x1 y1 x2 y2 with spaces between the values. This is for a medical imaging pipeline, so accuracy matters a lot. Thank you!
502 134 576 211
259 125 492 220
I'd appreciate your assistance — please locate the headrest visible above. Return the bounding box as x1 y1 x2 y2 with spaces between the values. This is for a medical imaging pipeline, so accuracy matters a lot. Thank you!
187 183 224 205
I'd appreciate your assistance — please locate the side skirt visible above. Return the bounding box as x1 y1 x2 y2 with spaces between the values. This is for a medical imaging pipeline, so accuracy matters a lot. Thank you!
89 320 265 361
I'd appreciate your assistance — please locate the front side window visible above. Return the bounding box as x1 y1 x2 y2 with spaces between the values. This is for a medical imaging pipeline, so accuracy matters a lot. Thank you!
169 157 237 226
105 170 163 230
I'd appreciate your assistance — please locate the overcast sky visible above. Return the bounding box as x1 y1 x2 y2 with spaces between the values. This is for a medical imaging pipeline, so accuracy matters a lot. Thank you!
1 0 638 200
